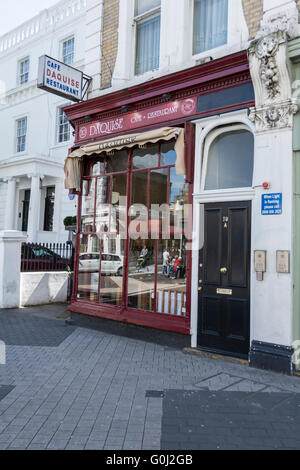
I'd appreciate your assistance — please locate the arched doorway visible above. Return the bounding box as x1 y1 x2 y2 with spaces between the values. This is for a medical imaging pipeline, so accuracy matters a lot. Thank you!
196 125 254 357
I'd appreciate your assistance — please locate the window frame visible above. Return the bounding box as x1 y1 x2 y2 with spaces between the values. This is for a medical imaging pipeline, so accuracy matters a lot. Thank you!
56 107 71 144
133 1 161 76
16 117 27 154
201 124 254 192
192 0 229 57
61 36 75 65
18 57 30 86
78 141 189 316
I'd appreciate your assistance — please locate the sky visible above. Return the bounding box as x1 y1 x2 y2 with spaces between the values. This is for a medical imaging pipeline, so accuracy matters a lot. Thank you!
0 0 60 36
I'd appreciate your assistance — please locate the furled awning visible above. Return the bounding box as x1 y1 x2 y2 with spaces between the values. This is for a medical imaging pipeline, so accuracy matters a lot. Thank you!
64 127 185 192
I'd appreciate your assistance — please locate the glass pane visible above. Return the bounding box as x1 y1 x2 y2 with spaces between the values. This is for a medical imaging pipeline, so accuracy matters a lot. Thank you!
160 142 177 166
131 171 148 207
98 247 124 306
135 14 160 74
156 167 188 317
90 160 105 176
127 239 155 311
106 150 128 173
98 173 127 306
110 173 127 237
156 240 187 316
193 0 228 54
77 234 100 301
81 179 96 232
133 144 159 170
205 130 254 190
149 168 168 238
135 0 160 16
95 176 110 233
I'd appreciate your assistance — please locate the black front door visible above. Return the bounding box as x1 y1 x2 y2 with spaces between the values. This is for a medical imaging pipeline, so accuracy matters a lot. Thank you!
197 201 251 357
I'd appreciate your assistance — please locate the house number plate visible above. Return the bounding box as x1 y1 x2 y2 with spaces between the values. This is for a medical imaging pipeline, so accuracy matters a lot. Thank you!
217 288 232 296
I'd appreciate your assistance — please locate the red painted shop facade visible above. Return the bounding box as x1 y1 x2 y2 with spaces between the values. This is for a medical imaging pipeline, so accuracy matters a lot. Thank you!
64 51 254 339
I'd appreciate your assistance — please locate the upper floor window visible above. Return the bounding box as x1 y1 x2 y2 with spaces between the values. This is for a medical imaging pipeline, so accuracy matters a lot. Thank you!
19 58 29 85
62 37 75 65
134 0 161 75
57 108 70 143
16 117 27 153
193 0 228 55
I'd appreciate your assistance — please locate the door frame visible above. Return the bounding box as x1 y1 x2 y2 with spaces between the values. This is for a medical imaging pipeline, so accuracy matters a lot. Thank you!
191 190 255 349
191 111 256 352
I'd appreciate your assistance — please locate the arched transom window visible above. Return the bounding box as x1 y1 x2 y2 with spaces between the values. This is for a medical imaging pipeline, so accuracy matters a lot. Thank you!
203 126 254 191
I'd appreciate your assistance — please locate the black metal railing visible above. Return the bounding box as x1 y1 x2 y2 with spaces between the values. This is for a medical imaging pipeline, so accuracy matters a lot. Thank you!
21 242 74 273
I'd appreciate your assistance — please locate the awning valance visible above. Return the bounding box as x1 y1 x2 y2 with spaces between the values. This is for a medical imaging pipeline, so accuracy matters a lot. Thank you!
64 127 185 192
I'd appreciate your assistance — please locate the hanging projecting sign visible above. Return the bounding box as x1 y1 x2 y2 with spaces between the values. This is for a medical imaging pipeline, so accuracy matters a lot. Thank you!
37 55 91 102
262 193 282 215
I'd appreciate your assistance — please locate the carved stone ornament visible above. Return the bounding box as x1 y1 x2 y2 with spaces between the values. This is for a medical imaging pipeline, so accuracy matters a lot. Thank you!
256 4 299 40
255 35 280 100
249 100 298 132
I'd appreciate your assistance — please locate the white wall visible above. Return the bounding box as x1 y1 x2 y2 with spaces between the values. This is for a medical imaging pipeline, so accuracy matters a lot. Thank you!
20 272 69 306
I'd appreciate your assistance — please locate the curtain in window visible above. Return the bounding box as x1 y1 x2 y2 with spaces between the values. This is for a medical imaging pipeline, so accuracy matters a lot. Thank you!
193 0 228 55
135 14 160 75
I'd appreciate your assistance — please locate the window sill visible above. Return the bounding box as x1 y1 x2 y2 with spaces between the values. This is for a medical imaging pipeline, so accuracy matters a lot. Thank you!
51 141 71 150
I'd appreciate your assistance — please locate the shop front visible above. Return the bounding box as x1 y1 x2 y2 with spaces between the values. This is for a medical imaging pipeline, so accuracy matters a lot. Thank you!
63 51 255 348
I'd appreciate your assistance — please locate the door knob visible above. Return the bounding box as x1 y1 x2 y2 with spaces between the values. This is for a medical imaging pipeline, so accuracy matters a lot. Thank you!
220 267 227 274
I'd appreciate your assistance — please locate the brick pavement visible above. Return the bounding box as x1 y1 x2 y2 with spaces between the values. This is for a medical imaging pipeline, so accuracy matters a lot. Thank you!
0 305 299 450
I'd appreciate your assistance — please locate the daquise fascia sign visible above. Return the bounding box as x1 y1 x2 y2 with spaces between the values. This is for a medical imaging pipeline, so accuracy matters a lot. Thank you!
77 97 197 143
37 55 83 102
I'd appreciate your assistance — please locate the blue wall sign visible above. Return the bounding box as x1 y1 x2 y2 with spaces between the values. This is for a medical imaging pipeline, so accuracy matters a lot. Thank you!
262 193 282 215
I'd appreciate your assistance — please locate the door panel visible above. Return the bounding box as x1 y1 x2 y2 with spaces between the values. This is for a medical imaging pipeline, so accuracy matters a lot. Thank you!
203 208 222 285
228 207 248 287
198 201 251 357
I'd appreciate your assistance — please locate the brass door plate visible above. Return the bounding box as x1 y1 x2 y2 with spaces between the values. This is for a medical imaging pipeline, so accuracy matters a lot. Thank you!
217 288 232 295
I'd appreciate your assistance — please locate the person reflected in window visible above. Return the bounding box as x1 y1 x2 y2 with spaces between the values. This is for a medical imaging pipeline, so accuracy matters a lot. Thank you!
162 248 170 276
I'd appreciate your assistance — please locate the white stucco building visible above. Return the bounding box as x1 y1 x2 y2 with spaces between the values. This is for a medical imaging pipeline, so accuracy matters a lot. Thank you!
0 0 103 243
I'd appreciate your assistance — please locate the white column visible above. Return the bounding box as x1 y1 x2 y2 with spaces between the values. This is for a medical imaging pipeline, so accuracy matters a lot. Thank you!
0 231 27 308
4 178 16 230
27 174 41 242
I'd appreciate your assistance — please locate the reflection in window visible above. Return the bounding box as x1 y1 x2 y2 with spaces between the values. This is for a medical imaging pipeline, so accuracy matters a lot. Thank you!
77 142 189 317
205 130 254 190
193 0 228 55
133 145 159 170
77 234 100 301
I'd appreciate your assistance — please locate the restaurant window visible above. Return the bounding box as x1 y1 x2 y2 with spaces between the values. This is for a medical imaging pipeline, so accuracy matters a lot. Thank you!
193 0 228 55
77 141 189 317
134 0 161 75
18 58 30 85
62 37 75 65
16 117 27 153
